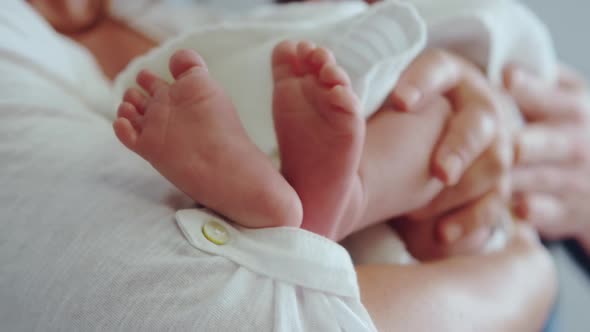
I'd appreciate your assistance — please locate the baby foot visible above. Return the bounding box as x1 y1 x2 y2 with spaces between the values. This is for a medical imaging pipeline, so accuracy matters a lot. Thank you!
272 41 366 240
114 49 302 228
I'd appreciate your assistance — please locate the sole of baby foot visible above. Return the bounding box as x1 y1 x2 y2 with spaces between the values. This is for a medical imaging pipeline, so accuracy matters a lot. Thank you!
114 49 303 229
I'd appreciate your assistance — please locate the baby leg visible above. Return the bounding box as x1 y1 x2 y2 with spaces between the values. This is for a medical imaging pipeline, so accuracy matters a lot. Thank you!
114 49 302 228
356 99 452 229
272 41 366 240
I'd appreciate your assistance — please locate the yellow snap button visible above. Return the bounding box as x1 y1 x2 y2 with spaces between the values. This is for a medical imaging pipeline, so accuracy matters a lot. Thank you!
202 220 230 245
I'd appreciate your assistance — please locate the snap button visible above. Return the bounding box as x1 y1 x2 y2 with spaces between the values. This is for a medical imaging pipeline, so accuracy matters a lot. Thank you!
202 220 230 245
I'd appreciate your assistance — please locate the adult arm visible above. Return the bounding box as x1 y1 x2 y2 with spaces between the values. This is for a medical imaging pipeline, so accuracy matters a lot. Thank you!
356 225 557 332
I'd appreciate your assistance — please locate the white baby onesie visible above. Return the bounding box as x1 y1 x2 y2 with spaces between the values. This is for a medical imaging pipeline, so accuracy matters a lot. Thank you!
114 0 557 265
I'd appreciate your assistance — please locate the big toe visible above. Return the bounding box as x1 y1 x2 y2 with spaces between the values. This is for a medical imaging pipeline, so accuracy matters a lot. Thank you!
272 40 298 81
169 49 208 80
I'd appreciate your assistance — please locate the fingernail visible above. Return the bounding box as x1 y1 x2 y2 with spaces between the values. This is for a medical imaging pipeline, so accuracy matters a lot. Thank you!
439 154 463 186
393 83 422 110
444 223 463 244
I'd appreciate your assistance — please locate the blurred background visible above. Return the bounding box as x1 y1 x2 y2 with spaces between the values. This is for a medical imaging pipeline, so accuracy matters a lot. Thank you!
523 0 590 76
521 1 590 330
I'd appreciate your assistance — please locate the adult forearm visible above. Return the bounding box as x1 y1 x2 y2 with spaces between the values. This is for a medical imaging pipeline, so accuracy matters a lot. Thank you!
356 236 556 332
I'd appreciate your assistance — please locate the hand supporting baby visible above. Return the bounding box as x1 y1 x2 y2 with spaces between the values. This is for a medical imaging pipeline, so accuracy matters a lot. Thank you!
390 49 516 261
507 64 590 253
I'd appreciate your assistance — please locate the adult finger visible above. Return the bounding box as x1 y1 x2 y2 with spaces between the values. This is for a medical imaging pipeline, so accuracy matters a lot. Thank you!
558 64 588 92
436 189 510 247
432 106 497 185
515 124 582 165
512 193 568 240
507 223 542 252
504 66 589 122
411 138 512 221
392 49 503 184
512 166 585 194
397 212 493 261
390 49 462 111
433 90 520 185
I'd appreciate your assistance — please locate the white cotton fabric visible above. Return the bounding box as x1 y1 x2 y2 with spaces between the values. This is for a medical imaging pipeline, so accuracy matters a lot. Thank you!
175 209 376 331
0 0 556 330
0 3 376 330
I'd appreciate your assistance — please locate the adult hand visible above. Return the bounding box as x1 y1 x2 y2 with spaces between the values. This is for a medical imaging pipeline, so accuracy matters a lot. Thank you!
397 134 513 261
506 65 590 252
390 49 514 260
391 49 505 186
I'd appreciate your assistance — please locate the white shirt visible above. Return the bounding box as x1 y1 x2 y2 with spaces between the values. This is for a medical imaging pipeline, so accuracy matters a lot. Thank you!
0 0 556 330
0 3 376 330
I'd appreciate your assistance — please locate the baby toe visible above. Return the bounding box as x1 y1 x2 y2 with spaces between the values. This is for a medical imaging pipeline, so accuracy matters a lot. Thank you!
319 62 351 87
117 102 144 132
296 41 317 74
309 47 335 70
169 49 208 80
136 69 169 96
123 88 147 114
327 85 360 114
272 40 299 81
113 118 139 151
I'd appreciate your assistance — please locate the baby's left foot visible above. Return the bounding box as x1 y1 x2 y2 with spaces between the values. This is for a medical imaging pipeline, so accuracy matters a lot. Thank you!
114 50 302 229
272 41 366 240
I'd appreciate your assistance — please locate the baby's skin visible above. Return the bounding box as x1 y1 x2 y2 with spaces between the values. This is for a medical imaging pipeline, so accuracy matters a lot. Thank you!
114 43 365 237
271 40 365 239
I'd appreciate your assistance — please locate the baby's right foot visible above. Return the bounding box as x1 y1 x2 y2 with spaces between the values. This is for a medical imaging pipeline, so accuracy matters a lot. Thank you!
114 49 302 228
272 41 366 240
